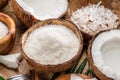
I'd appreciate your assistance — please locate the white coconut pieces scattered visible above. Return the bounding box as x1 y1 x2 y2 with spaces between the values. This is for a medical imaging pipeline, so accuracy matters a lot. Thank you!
16 0 68 20
0 53 22 69
71 2 119 36
92 30 120 79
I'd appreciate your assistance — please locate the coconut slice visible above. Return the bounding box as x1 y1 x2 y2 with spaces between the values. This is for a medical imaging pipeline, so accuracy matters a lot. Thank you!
88 30 120 80
0 53 22 69
21 19 83 72
11 0 68 28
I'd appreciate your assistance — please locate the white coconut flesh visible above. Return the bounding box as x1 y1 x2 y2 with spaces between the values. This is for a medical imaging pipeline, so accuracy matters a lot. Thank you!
91 30 120 79
0 22 8 39
16 0 68 20
23 25 80 65
71 74 97 80
71 2 119 36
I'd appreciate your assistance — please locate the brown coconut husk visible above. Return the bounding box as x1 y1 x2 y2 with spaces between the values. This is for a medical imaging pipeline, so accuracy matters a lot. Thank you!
0 13 16 54
21 19 83 72
11 0 38 28
21 19 83 73
65 0 119 40
56 74 92 80
11 0 69 28
88 30 114 80
0 0 8 9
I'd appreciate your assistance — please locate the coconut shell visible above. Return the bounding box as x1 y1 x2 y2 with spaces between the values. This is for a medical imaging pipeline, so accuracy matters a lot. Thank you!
88 30 113 80
0 13 16 55
65 0 119 40
11 0 38 28
56 74 92 80
11 0 69 28
0 0 8 9
21 19 83 72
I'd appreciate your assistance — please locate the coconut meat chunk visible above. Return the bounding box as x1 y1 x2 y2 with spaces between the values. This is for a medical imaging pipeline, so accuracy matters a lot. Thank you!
16 0 68 20
92 30 120 79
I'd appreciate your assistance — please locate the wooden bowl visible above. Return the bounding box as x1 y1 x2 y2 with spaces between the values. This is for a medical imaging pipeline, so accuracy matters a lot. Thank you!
0 13 16 55
0 0 8 9
56 74 92 80
11 0 69 28
21 19 83 72
65 0 119 40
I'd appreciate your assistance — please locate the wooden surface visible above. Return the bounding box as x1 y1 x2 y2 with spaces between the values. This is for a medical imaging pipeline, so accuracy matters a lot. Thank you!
0 2 32 79
0 0 120 80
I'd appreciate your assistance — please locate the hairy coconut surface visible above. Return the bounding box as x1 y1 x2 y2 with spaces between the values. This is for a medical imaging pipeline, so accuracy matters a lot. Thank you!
0 0 8 9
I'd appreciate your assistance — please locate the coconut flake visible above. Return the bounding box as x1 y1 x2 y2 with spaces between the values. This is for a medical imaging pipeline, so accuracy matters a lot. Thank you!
71 2 119 36
23 25 80 65
0 22 8 39
92 30 120 79
16 0 68 20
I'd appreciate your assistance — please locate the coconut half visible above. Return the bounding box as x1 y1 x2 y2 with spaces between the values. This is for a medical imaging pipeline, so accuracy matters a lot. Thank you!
65 0 120 41
56 74 97 80
88 30 120 80
11 0 68 28
21 19 83 72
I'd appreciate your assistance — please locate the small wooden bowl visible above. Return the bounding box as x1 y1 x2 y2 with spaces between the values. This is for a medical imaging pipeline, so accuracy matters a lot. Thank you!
11 0 69 28
0 0 8 9
21 19 83 72
56 74 92 80
65 0 118 40
0 13 16 55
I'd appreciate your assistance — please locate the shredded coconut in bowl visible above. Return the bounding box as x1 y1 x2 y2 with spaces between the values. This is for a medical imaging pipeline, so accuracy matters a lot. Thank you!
0 22 8 39
71 2 119 36
23 25 80 65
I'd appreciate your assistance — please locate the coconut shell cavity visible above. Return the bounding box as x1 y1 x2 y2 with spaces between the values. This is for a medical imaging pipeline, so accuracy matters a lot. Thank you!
11 0 68 28
71 2 119 38
88 30 120 80
21 19 83 72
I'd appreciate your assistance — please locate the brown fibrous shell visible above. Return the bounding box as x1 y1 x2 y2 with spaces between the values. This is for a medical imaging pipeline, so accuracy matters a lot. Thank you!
21 19 83 73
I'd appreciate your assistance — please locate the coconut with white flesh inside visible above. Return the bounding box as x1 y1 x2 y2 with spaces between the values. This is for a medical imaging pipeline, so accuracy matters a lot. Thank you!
71 74 97 80
0 22 8 39
0 53 22 69
91 30 120 79
16 0 68 20
23 24 80 65
71 2 119 36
